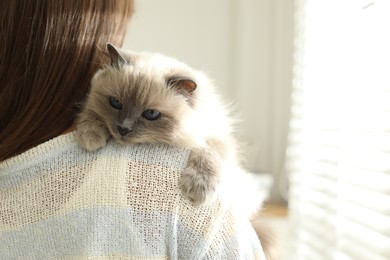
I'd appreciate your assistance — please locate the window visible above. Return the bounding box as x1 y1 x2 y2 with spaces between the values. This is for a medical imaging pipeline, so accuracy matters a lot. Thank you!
287 1 390 259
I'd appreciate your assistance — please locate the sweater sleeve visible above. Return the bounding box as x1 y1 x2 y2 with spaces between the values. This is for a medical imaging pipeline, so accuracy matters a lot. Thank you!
123 142 265 259
175 193 265 260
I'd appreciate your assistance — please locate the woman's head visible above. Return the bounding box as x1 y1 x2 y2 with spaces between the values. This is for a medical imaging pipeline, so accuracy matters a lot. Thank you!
0 0 134 160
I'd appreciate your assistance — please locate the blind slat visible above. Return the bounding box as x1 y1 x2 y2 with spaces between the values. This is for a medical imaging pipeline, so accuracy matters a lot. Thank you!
340 219 390 255
342 202 390 236
343 168 390 193
339 239 388 260
342 186 390 214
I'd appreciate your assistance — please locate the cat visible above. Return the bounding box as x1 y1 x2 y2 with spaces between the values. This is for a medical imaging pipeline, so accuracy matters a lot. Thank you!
76 43 237 205
76 44 276 256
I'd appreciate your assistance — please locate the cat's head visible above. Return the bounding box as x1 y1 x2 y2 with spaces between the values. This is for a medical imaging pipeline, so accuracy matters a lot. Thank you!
87 43 200 146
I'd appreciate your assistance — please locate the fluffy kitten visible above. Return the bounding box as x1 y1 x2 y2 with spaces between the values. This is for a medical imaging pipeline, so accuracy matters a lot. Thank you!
76 43 237 205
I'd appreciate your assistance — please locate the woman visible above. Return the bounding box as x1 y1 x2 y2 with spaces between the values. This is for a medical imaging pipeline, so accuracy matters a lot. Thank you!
0 1 265 258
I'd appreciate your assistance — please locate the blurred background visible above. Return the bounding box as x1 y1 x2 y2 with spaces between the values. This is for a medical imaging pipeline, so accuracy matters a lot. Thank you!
125 0 390 259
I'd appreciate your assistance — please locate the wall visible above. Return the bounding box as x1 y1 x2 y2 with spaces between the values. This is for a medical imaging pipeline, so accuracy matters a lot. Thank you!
124 0 295 202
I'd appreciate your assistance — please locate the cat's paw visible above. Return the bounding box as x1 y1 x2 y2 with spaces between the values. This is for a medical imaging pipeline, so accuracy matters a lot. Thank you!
179 166 219 205
76 127 109 152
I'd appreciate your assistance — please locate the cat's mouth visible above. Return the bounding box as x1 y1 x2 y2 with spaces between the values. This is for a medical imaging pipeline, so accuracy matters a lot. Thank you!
108 124 134 142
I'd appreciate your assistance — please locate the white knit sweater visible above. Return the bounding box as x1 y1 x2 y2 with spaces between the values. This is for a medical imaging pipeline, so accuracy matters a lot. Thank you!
0 132 265 260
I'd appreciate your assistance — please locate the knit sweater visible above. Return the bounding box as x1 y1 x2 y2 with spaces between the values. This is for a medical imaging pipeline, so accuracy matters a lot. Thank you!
0 132 265 260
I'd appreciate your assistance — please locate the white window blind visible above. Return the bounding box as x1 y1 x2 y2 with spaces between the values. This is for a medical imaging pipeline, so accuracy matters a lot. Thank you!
287 0 390 259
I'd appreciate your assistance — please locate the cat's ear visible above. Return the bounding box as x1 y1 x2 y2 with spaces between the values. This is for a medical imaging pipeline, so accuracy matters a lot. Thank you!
107 43 128 69
168 77 197 95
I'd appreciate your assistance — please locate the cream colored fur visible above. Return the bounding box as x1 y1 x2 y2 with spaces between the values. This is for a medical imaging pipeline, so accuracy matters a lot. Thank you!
76 44 237 205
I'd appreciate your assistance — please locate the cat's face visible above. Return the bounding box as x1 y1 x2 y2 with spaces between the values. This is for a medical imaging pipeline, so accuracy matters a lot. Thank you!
87 46 198 146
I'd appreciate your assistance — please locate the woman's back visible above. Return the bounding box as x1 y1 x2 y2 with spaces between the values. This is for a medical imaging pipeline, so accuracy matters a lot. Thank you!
0 133 264 259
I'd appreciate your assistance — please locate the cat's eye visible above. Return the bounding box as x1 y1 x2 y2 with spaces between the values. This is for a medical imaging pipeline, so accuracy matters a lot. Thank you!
142 109 161 121
109 96 123 110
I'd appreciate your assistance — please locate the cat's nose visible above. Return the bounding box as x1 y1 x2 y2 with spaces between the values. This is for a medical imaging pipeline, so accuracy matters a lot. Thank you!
116 125 132 136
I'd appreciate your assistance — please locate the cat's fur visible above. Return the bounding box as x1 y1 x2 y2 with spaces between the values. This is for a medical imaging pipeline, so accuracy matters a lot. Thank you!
76 43 238 205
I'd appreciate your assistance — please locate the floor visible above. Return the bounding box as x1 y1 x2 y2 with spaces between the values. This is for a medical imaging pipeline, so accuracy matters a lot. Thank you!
244 173 289 259
263 204 289 260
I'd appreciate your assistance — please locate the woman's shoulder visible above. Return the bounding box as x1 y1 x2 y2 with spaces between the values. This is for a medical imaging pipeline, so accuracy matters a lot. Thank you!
0 131 190 227
0 132 79 173
0 131 190 176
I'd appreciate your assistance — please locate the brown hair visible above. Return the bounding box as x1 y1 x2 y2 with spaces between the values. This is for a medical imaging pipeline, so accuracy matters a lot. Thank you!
0 0 134 161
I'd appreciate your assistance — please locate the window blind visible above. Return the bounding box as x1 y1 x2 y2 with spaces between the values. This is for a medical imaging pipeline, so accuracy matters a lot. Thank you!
287 0 390 259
